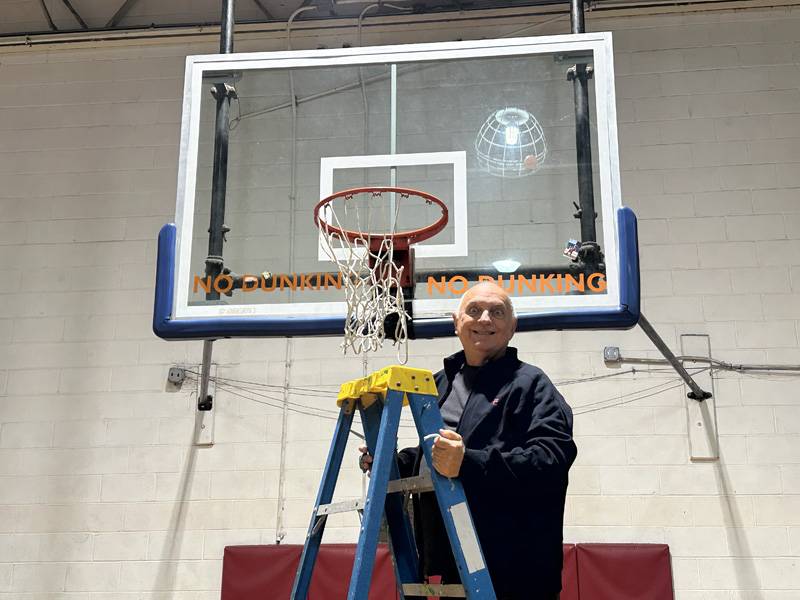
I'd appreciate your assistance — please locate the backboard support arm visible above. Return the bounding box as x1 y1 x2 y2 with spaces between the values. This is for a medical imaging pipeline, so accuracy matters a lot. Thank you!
638 313 713 401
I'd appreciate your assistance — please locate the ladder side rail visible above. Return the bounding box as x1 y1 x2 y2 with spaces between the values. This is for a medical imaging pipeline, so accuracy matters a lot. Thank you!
347 389 406 600
290 402 356 600
406 392 497 600
359 398 425 600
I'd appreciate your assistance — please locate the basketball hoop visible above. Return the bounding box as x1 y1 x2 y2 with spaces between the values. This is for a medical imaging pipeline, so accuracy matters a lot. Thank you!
314 186 448 361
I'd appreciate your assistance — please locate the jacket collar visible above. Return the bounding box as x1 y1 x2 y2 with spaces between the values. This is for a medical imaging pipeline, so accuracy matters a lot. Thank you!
439 346 521 442
442 346 520 381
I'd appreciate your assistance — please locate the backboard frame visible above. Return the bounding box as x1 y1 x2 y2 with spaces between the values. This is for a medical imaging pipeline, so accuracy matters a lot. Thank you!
154 32 639 340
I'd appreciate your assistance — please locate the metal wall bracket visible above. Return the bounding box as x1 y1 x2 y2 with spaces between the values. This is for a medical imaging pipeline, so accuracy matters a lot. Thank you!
681 334 719 462
195 359 216 447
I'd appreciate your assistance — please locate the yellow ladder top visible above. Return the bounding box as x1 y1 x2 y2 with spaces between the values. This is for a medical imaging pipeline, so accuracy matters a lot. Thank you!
336 365 438 407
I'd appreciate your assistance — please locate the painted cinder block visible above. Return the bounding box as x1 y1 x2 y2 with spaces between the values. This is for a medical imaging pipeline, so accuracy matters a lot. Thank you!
732 266 791 294
626 435 689 465
93 532 149 561
672 269 732 295
702 294 763 321
735 320 797 348
747 435 800 464
0 421 53 448
101 474 157 503
65 561 121 592
148 530 206 561
0 533 39 562
726 214 787 242
10 563 67 592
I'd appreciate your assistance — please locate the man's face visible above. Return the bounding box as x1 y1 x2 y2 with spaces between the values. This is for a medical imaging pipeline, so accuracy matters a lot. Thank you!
452 284 517 364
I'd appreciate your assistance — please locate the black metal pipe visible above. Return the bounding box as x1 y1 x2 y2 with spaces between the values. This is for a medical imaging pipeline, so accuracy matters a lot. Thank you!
204 85 233 300
569 0 597 246
573 68 596 243
204 0 236 300
219 0 235 53
570 0 585 35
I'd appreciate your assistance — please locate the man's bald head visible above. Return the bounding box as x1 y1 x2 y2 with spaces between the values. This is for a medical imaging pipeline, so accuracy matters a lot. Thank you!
456 281 515 318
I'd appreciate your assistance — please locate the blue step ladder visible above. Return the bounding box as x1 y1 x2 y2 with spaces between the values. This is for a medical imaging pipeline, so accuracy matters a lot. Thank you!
290 365 497 600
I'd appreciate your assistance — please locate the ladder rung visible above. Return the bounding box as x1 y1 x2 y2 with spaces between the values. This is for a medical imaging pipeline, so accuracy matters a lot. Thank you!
317 499 364 515
386 474 434 494
402 584 466 597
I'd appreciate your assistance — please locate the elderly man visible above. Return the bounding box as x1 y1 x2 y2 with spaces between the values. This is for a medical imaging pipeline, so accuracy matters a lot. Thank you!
360 281 577 600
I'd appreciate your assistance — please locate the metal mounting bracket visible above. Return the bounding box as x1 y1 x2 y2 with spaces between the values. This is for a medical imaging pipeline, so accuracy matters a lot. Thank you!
195 340 216 446
681 334 718 462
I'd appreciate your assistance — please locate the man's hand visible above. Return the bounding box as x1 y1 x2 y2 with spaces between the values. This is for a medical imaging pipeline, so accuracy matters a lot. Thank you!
431 429 465 478
358 445 373 473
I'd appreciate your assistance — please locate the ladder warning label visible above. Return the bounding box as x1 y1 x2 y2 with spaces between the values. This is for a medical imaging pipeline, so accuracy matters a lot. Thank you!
449 501 486 574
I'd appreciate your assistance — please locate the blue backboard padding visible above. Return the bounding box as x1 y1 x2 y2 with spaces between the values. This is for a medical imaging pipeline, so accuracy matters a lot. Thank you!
152 224 344 339
153 207 639 340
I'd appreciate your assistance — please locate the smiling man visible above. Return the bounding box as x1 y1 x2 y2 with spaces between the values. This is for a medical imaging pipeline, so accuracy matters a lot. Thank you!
361 281 577 600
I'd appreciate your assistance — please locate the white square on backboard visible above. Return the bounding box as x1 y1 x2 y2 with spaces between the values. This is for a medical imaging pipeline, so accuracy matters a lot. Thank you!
318 151 468 261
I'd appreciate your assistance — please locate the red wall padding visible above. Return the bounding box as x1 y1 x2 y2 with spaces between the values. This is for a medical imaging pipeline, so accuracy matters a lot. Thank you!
221 543 673 600
221 544 398 600
560 544 579 600
575 543 674 600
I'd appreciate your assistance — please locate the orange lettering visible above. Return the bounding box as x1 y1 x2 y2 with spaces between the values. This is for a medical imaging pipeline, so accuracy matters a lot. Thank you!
447 276 468 295
564 274 585 293
241 275 258 292
427 276 447 295
299 273 314 290
193 275 212 294
587 273 606 292
215 274 233 294
496 275 514 292
261 274 276 292
517 275 537 293
324 273 341 289
279 274 297 291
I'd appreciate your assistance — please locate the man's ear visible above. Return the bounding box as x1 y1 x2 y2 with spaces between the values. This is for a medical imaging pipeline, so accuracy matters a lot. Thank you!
451 312 458 333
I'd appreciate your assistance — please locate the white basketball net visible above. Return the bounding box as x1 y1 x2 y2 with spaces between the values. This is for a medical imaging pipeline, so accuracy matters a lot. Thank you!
318 191 409 362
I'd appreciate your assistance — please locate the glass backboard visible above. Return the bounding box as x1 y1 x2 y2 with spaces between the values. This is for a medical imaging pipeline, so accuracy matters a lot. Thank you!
154 33 639 340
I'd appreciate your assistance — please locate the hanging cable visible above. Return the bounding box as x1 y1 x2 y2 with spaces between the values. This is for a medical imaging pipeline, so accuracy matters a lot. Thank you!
185 367 712 427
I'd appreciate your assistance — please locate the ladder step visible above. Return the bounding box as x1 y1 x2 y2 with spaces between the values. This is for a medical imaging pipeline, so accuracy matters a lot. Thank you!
317 499 364 515
386 473 434 494
402 583 466 597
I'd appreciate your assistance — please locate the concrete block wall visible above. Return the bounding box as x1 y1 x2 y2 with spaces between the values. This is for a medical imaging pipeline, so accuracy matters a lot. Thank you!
0 5 798 598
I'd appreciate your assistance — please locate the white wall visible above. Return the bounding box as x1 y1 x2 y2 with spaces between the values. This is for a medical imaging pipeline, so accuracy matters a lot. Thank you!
0 6 799 598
